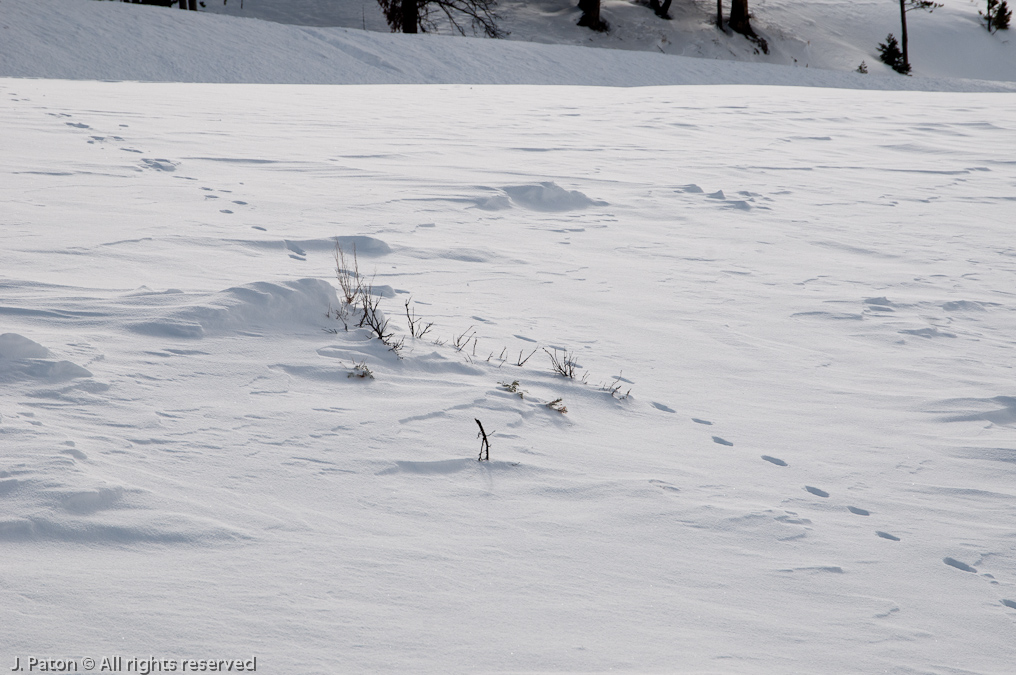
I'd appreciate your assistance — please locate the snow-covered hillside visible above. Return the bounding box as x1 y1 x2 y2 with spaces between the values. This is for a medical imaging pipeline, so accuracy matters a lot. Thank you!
175 0 1016 82
2 1 1016 674
0 0 1014 87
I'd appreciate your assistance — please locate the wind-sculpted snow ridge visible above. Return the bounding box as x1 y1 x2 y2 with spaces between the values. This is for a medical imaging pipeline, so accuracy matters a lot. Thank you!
475 182 609 212
0 333 93 382
129 279 339 339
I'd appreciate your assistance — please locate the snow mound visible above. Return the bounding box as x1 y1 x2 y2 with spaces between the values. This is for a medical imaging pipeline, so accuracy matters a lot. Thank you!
281 236 391 257
0 333 52 359
130 278 338 339
0 334 93 382
497 182 608 212
0 514 247 545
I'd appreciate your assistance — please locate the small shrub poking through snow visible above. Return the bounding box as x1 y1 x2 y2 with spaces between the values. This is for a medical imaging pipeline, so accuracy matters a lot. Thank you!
499 379 526 398
546 398 568 413
544 347 579 379
359 279 404 358
602 373 631 400
347 360 374 379
856 61 868 74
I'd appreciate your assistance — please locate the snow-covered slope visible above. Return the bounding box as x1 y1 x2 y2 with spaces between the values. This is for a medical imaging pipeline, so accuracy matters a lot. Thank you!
2 75 1016 673
201 0 1016 82
1 0 1014 89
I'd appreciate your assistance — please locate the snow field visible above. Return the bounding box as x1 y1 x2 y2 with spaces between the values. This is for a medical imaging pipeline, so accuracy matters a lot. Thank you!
2 78 1015 671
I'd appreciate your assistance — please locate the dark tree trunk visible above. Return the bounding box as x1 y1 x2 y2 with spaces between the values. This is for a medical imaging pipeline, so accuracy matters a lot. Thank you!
716 0 723 29
728 0 751 35
402 0 419 32
898 0 910 71
577 0 608 31
726 0 768 52
649 0 672 19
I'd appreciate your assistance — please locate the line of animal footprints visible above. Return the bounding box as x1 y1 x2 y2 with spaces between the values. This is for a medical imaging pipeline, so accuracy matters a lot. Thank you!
55 112 254 217
693 419 1014 604
693 416 898 540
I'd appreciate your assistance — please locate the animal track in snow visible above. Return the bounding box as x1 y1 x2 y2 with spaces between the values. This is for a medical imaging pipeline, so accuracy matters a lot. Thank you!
649 479 680 493
650 402 675 413
876 531 900 541
1001 599 1016 609
804 486 829 498
943 557 977 573
761 455 787 466
712 436 733 446
774 513 811 525
847 506 870 516
778 566 844 574
692 418 712 425
141 158 178 172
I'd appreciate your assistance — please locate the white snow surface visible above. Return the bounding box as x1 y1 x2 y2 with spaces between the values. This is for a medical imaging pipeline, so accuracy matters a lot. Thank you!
2 2 1016 674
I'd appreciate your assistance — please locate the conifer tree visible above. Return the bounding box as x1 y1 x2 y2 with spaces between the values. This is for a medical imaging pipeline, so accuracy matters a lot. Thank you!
981 0 1012 32
878 33 910 74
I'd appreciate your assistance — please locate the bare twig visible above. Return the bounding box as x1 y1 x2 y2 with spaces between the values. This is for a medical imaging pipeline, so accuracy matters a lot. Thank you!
404 297 433 339
515 346 538 367
475 418 492 461
334 241 362 306
360 282 402 358
453 326 476 352
602 372 632 399
326 302 349 332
